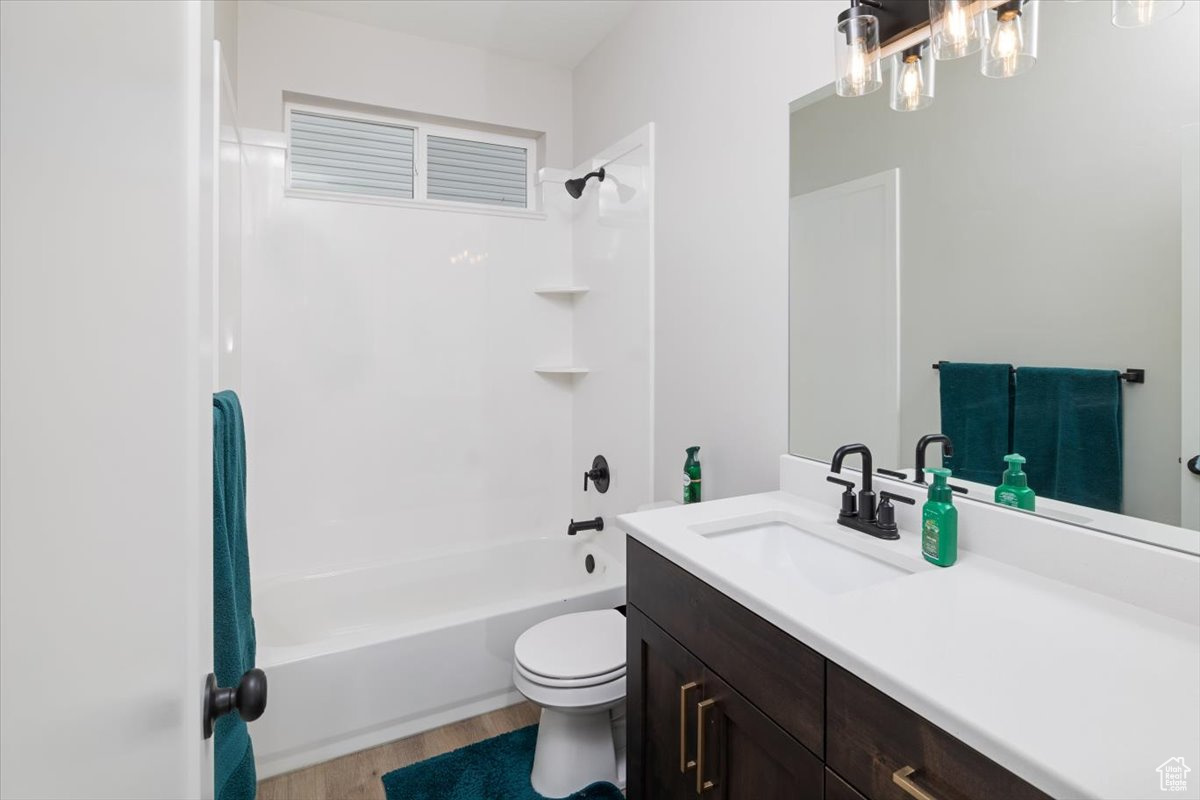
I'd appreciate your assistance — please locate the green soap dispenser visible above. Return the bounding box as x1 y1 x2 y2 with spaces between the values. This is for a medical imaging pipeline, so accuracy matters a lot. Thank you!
683 447 702 504
922 468 958 567
995 454 1036 511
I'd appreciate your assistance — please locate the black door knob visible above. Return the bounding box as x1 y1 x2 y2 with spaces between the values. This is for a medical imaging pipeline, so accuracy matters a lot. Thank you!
204 668 267 739
1188 455 1200 476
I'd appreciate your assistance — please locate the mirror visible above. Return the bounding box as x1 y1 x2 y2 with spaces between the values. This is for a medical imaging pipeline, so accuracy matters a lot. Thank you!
789 0 1199 546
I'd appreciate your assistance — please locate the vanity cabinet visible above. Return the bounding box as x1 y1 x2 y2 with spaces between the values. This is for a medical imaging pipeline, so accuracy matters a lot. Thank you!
628 606 823 799
626 538 1052 800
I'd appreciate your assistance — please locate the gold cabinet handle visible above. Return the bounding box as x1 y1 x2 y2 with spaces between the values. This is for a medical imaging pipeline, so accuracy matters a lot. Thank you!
679 682 699 773
695 698 716 794
893 766 941 800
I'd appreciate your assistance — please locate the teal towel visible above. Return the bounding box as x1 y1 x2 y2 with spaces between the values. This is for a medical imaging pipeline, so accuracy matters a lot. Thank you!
1013 367 1123 513
938 362 1014 485
213 391 257 800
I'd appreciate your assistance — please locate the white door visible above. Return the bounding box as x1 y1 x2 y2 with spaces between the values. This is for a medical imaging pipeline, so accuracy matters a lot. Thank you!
789 170 901 468
1182 124 1199 531
0 2 216 797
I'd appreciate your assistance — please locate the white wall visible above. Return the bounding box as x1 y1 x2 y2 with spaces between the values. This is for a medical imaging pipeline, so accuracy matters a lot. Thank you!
235 3 578 578
572 0 840 502
237 1 573 167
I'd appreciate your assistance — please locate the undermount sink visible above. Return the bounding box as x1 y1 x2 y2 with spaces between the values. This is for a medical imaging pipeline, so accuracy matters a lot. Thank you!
690 511 919 595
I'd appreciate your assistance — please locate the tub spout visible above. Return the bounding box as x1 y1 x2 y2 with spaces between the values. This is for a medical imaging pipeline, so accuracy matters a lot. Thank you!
567 517 604 536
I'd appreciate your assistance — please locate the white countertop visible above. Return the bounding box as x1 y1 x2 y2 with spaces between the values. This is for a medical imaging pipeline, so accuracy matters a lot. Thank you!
618 490 1200 800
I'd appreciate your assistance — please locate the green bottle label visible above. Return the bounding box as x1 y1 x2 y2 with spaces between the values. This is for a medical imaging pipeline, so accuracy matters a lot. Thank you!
922 516 940 559
997 489 1018 508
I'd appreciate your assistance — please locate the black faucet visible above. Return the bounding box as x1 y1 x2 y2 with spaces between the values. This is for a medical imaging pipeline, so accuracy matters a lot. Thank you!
567 517 604 536
914 434 954 484
828 443 917 540
830 443 876 522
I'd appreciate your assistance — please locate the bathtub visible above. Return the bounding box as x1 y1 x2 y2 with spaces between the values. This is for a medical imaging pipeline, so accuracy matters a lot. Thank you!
250 536 626 778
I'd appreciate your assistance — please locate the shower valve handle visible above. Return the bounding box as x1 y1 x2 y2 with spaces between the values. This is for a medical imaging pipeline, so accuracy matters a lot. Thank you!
583 455 610 493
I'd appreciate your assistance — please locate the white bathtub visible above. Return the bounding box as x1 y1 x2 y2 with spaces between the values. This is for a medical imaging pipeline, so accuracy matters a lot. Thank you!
250 536 626 778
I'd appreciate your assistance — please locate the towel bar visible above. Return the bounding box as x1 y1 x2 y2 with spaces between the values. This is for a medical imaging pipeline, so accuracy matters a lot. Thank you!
931 362 1145 384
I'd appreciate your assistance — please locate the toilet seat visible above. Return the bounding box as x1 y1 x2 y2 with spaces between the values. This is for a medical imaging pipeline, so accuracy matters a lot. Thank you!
513 667 626 710
514 658 625 689
513 609 625 683
512 609 626 710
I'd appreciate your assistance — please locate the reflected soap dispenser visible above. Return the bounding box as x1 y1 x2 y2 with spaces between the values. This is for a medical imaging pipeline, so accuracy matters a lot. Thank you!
921 468 957 567
683 447 702 504
995 454 1036 511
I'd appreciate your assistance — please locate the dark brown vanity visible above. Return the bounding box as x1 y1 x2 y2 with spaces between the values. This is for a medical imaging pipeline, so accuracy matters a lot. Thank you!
626 538 1053 800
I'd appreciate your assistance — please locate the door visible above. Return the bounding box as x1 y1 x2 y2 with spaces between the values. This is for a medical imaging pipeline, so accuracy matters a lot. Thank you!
1182 123 1199 531
0 2 216 797
627 607 704 800
790 170 901 468
697 668 823 800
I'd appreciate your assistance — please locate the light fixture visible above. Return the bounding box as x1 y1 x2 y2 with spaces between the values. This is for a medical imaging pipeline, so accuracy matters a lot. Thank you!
928 0 983 60
890 44 935 112
1111 0 1185 28
981 0 1039 79
835 0 883 97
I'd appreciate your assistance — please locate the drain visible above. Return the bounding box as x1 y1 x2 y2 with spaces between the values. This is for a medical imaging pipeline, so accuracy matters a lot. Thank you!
585 554 596 574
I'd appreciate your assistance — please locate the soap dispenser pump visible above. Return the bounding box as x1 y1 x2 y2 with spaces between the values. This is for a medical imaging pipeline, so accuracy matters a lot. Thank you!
921 468 958 567
995 453 1036 511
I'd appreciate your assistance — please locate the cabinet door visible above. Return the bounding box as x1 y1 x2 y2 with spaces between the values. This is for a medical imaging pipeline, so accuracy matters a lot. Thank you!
697 667 824 800
627 606 705 800
825 768 869 800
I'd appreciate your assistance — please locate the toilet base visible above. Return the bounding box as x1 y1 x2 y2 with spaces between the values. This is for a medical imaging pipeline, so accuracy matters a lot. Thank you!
530 707 618 797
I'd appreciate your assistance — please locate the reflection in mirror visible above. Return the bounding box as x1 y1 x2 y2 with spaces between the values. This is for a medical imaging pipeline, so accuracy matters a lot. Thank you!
789 0 1199 546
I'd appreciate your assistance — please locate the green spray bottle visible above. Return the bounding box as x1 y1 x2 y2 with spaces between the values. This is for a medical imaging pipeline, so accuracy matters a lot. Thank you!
683 447 702 504
995 454 1036 511
922 468 957 567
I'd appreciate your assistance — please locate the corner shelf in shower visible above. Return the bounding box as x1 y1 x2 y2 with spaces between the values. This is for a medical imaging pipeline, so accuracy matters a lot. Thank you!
534 366 590 375
533 286 590 297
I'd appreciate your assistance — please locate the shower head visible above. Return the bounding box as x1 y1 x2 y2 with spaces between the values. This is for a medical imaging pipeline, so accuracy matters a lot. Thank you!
564 167 605 199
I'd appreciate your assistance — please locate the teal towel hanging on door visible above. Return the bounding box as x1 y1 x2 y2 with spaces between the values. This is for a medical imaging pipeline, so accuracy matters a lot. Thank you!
213 391 257 800
1013 367 1123 513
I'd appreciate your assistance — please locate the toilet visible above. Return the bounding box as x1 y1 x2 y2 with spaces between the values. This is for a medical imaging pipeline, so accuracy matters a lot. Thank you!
512 609 627 797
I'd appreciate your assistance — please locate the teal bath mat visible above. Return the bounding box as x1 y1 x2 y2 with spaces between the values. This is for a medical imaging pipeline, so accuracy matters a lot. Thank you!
381 725 622 800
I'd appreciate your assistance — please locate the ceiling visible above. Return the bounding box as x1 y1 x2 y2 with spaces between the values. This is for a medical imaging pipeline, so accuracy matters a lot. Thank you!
266 0 636 69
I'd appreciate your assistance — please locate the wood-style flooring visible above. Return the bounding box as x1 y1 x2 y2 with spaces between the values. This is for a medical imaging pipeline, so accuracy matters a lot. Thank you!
256 702 541 800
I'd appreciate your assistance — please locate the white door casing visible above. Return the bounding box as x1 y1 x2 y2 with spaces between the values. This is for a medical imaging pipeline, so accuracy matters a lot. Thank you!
1182 123 1199 531
790 170 902 469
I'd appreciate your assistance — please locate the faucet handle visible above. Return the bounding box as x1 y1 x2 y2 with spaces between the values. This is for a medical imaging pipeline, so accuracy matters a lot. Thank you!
826 475 857 518
876 491 915 537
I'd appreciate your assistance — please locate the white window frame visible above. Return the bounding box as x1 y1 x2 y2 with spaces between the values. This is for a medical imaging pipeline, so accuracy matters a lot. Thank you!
284 101 541 219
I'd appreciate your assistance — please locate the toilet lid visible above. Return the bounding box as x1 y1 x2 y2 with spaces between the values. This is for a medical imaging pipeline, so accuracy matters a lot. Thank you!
514 609 625 681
